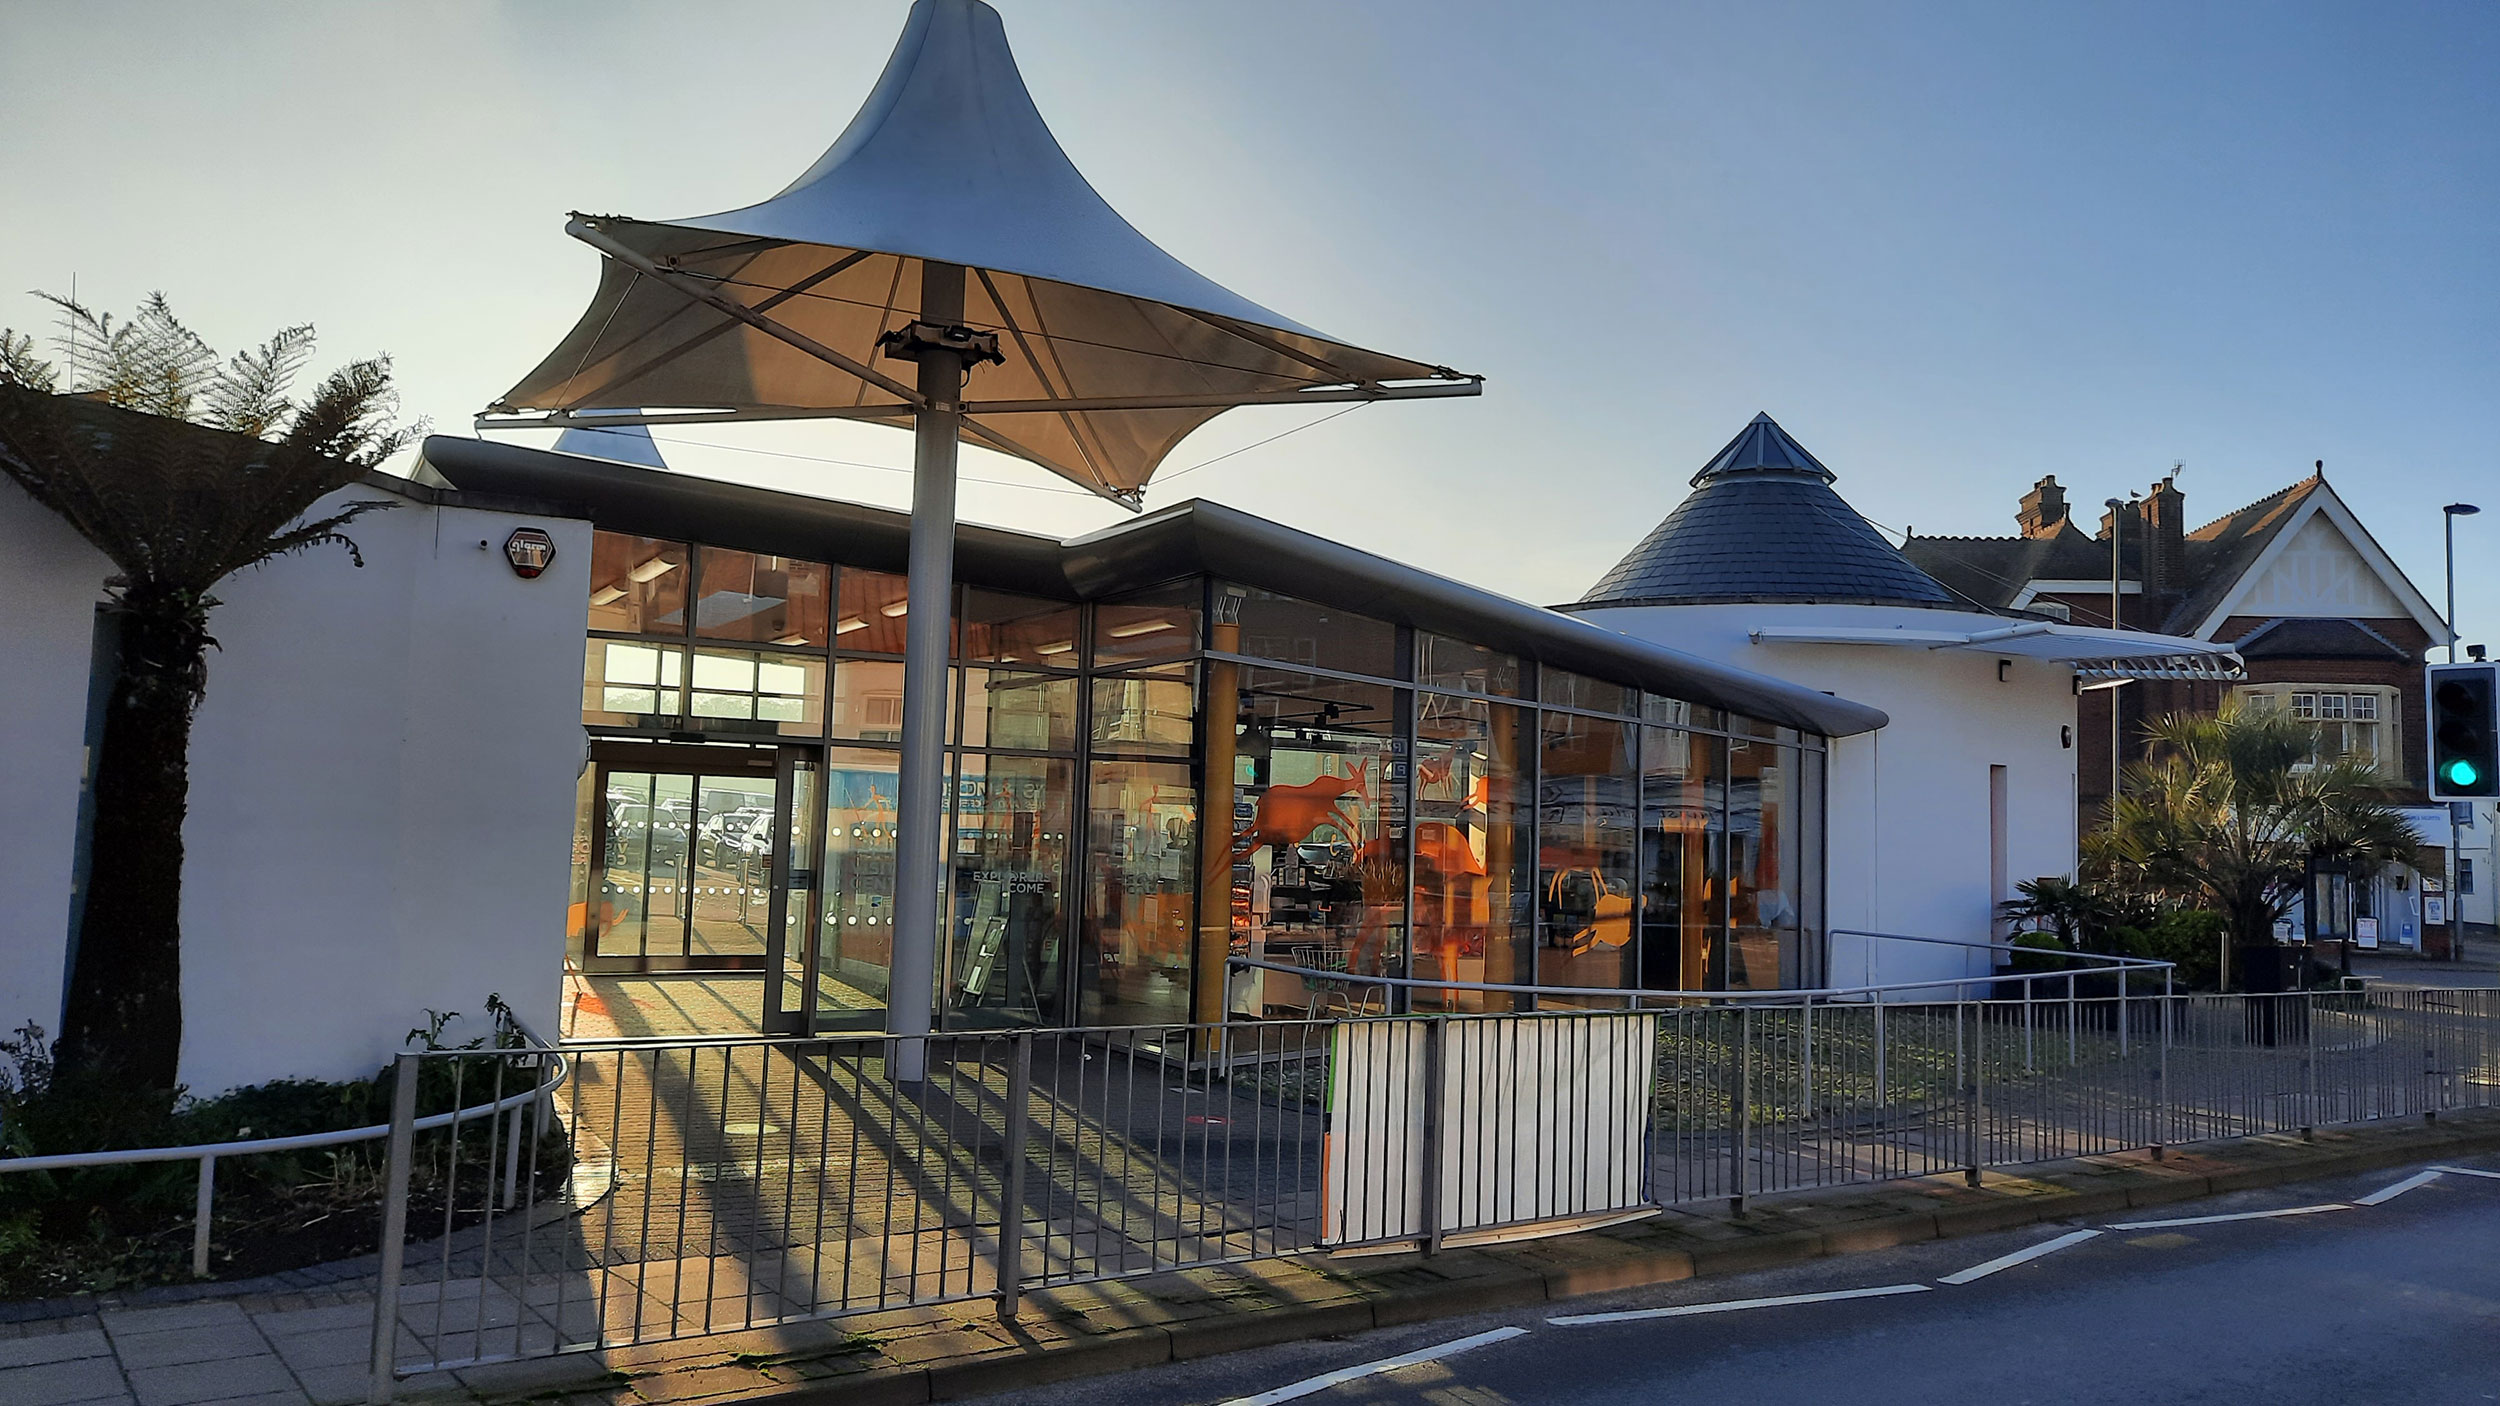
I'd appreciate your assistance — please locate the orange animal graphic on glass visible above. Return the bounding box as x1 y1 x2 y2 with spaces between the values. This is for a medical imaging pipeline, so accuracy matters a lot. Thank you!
1234 762 1370 857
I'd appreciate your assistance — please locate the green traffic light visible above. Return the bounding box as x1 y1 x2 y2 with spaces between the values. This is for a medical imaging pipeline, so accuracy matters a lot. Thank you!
2447 758 2484 788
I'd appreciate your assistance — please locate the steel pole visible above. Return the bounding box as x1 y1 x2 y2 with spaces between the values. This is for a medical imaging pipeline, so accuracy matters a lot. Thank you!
889 261 970 1086
2446 509 2458 664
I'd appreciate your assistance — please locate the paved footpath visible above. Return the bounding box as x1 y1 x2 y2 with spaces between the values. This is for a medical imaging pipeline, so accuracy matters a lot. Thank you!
6 1107 2500 1406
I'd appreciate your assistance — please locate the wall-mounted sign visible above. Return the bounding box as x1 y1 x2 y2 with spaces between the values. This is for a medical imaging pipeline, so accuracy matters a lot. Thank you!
2355 916 2379 950
504 528 557 579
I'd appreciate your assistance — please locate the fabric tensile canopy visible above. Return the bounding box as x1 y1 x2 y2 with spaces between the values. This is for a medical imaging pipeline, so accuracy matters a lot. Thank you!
487 0 1477 506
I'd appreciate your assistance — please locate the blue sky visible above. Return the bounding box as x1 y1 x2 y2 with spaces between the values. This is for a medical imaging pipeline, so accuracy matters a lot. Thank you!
2 1 2493 636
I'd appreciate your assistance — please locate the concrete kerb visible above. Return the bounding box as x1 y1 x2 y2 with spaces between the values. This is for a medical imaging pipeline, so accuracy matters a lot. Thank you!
408 1110 2500 1406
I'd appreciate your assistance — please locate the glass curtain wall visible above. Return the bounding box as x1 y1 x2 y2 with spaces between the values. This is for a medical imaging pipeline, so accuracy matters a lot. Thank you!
577 533 1835 1033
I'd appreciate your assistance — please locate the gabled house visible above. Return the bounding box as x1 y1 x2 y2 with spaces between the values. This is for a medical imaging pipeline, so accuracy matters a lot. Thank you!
1902 469 2474 952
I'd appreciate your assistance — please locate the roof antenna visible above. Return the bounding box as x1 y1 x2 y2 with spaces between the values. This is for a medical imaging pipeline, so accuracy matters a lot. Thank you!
2316 458 2325 481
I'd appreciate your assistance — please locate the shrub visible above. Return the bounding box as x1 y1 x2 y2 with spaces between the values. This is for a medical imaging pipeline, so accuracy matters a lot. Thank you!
2117 910 2227 991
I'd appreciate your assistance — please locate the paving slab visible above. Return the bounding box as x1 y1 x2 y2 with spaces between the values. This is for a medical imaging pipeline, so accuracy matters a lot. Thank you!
0 1354 131 1405
0 1328 113 1370
124 1353 300 1406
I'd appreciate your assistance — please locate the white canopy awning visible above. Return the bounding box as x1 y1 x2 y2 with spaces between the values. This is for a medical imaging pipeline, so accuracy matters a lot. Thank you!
484 0 1476 506
1748 620 2244 679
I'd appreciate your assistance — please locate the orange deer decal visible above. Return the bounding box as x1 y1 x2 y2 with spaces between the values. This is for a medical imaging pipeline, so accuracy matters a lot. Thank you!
1235 761 1370 858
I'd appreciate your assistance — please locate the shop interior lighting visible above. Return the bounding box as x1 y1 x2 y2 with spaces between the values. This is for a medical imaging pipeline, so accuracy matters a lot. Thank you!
879 600 911 617
1105 619 1177 638
772 633 808 646
628 556 678 583
836 616 870 634
1036 640 1077 655
589 585 628 606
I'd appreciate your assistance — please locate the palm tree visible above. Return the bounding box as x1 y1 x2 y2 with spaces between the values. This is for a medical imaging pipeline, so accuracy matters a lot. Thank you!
2088 702 2417 990
1996 876 2119 953
0 294 416 1095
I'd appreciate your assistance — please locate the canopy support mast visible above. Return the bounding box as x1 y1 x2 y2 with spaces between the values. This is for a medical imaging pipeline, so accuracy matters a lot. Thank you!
882 261 1000 1085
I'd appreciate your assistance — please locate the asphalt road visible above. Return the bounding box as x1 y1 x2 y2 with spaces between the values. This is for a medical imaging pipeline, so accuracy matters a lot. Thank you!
982 1157 2500 1406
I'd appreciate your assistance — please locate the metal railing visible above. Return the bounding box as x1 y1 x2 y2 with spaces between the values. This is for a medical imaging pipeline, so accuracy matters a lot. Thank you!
0 1020 565 1278
367 985 2500 1394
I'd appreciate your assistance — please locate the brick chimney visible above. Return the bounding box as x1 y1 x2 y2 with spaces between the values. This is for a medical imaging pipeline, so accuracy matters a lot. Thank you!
2142 475 2187 604
2016 475 2069 538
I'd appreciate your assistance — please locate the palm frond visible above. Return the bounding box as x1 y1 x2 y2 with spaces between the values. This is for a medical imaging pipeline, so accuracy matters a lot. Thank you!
204 324 315 437
229 499 397 574
36 291 217 419
0 328 56 392
285 355 421 467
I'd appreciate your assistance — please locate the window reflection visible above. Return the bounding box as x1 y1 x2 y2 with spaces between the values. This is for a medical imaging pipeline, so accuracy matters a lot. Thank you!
1081 760 1198 1027
1640 727 1721 992
960 587 1081 667
948 754 1071 1025
1727 735 1801 989
1224 669 1404 1018
1095 583 1200 669
692 547 830 647
1227 586 1399 678
587 534 686 635
584 638 683 724
687 649 822 737
1410 693 1534 1013
836 567 917 654
959 668 1076 752
819 747 899 1022
1419 634 1525 698
1091 664 1195 756
1536 712 1638 1002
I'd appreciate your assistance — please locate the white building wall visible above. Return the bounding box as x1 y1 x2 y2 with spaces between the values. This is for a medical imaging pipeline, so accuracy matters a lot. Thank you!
0 478 108 1044
1578 603 2080 992
0 477 589 1095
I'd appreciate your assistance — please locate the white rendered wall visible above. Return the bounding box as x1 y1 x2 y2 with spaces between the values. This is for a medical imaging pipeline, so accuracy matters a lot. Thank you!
0 478 589 1094
1576 604 2081 993
0 477 108 1045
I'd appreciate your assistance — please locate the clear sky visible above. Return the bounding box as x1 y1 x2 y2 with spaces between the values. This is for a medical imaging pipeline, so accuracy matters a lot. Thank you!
3 1 2493 640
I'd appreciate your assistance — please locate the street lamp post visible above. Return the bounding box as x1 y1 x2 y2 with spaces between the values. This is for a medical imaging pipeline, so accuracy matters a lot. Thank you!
2442 503 2480 963
2445 504 2481 663
2106 497 2127 809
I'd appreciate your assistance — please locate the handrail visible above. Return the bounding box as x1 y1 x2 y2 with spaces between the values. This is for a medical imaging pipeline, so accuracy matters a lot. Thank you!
1830 926 2174 972
1230 937 2173 1008
0 1019 569 1277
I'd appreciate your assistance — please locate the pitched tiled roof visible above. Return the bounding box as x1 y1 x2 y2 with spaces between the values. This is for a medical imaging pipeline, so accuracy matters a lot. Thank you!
1901 523 2110 613
2160 476 2323 634
1576 414 1959 609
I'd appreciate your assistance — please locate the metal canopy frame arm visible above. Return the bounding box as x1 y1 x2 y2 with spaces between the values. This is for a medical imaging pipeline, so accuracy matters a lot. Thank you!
959 381 1482 414
564 217 930 411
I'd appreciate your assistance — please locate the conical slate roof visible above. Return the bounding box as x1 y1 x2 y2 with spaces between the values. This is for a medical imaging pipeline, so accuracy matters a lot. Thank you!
1577 414 1957 609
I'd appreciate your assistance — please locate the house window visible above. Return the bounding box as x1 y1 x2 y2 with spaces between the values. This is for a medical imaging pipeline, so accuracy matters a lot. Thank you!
2462 858 2476 897
2236 685 2398 773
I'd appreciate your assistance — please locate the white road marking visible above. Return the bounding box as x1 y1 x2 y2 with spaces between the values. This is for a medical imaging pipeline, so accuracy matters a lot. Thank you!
1220 1326 1530 1405
1937 1228 2102 1285
2433 1165 2500 1181
2106 1203 2349 1231
1549 1283 1931 1327
2355 1170 2446 1205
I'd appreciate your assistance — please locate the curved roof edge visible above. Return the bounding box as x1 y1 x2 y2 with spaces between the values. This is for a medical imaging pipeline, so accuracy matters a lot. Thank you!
417 435 1889 738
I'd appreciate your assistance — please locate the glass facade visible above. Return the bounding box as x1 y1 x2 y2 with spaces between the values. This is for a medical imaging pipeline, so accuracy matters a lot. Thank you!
570 532 1831 1035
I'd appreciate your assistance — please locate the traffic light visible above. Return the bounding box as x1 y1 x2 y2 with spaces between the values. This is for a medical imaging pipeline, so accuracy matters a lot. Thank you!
2428 662 2499 800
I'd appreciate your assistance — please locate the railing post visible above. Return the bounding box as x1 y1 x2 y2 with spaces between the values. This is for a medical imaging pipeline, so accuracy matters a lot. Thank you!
2066 969 2078 1065
191 1154 216 1278
996 1033 1033 1318
1731 1008 1752 1215
367 1053 420 1405
1421 1016 1448 1253
2118 967 2130 1057
2022 976 2035 1072
1800 997 1814 1120
1872 998 1888 1125
2154 970 2171 1156
1961 1002 1982 1187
